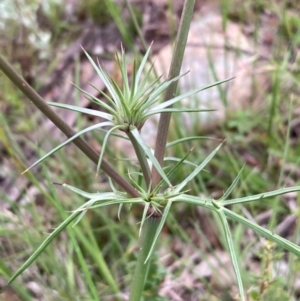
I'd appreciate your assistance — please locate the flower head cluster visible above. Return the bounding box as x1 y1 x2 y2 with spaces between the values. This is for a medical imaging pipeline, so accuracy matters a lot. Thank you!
23 45 226 180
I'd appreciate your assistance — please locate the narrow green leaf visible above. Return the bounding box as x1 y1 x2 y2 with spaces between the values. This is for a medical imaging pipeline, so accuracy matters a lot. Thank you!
139 202 151 237
173 193 217 209
135 44 152 89
219 166 244 201
127 130 151 188
62 183 121 200
97 127 129 140
164 156 197 167
144 108 214 118
1 210 82 292
140 73 188 111
116 50 130 100
85 198 144 210
175 143 223 193
110 79 131 117
108 177 121 194
118 203 123 221
73 210 88 227
216 208 245 301
130 128 172 187
87 82 117 110
153 149 194 195
127 170 149 194
223 207 300 257
22 121 113 174
221 186 300 205
48 102 113 120
96 125 124 176
130 59 137 102
151 78 233 112
134 73 161 103
166 136 219 148
144 200 172 263
82 47 120 104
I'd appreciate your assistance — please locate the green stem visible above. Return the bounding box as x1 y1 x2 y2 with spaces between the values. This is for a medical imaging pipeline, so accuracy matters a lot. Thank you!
125 0 148 51
152 0 196 188
127 130 151 188
0 54 139 198
129 215 161 301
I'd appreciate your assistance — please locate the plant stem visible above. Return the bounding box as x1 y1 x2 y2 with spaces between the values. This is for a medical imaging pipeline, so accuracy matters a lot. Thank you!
151 0 196 188
127 130 151 188
129 215 161 301
129 1 197 298
0 54 139 198
125 0 148 51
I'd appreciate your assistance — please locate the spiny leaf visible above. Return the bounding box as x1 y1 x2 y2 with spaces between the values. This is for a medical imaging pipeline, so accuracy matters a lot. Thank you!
82 47 121 105
96 125 124 177
63 183 125 201
130 127 172 187
216 208 245 301
219 166 244 201
144 200 172 263
166 136 219 148
22 121 113 174
87 82 116 110
139 202 151 237
144 108 214 118
223 207 300 257
150 78 233 112
140 72 188 111
1 210 82 293
135 43 153 90
48 102 113 120
221 186 300 205
174 142 223 193
153 148 194 195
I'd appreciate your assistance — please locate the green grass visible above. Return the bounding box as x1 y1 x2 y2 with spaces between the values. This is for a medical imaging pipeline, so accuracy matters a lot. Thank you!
1 0 300 300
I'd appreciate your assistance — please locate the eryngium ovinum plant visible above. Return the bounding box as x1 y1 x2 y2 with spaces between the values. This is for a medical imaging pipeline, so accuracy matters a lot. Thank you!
3 26 300 301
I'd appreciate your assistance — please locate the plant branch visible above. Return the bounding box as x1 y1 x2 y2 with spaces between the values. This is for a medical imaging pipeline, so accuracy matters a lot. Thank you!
127 130 151 188
0 54 139 198
151 0 196 188
129 215 161 301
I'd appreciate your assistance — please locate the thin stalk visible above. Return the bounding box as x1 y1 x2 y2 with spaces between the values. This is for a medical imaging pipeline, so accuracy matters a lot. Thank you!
129 215 161 301
0 54 139 198
124 0 148 51
152 0 196 188
127 130 151 188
